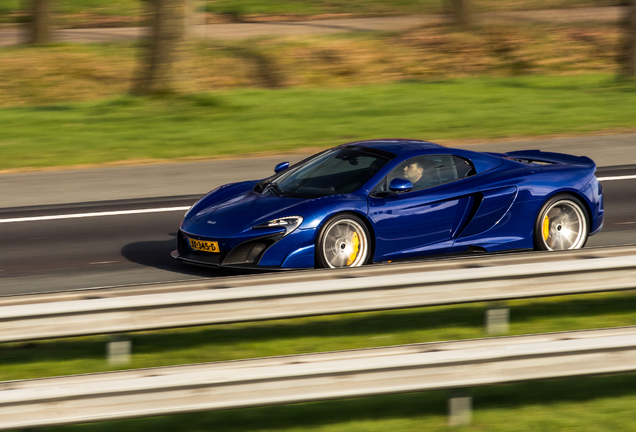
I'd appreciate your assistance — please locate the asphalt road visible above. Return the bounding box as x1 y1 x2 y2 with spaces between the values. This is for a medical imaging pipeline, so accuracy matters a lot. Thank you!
0 164 634 297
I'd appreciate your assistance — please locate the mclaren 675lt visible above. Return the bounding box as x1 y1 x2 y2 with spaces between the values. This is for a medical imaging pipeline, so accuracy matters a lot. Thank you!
172 139 603 270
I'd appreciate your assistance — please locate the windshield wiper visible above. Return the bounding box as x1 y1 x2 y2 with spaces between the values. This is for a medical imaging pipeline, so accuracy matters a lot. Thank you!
264 181 285 197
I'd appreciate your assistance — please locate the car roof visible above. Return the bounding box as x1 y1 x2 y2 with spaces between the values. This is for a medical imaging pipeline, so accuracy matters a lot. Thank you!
341 139 507 174
341 139 446 156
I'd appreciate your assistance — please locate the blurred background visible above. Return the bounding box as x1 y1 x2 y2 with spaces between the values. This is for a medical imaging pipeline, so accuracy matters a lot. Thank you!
0 0 635 170
2 1 636 431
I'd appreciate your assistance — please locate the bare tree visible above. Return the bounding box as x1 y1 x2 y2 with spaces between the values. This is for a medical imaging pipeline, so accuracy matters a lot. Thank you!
27 0 52 44
131 0 188 95
621 0 636 77
447 0 472 29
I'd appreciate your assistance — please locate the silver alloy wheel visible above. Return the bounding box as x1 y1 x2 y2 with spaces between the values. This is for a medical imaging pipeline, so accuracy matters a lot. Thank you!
322 218 369 268
540 199 588 251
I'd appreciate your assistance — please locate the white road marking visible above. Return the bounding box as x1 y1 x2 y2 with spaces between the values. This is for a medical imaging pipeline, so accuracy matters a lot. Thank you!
616 222 636 225
0 174 633 224
89 261 119 265
0 206 190 224
598 174 636 181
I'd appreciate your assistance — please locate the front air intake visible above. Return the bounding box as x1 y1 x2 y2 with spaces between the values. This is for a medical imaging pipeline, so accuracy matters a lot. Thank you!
223 235 282 265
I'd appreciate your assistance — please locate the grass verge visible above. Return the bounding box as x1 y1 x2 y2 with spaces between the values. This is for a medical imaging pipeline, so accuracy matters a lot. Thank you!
1 74 636 171
0 0 624 26
200 0 623 18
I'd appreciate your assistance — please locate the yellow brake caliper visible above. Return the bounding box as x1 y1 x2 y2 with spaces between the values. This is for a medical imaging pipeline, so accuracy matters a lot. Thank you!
346 232 360 266
542 215 550 241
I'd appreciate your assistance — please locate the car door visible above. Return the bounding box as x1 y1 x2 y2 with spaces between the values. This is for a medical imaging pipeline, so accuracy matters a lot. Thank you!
368 154 478 261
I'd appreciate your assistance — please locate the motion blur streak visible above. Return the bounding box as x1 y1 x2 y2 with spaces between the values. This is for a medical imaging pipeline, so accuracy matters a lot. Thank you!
597 175 636 181
0 207 190 224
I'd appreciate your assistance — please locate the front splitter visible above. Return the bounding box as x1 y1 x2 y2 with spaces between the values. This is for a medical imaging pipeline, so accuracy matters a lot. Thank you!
171 250 292 272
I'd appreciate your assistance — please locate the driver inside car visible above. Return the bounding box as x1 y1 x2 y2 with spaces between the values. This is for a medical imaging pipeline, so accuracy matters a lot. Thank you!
402 161 424 185
399 159 440 190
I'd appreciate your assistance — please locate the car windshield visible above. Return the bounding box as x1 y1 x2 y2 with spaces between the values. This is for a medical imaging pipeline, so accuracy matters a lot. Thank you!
257 147 393 199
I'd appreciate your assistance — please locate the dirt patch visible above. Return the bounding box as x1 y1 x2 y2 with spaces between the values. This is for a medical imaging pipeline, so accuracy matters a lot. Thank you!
59 13 149 29
395 23 620 77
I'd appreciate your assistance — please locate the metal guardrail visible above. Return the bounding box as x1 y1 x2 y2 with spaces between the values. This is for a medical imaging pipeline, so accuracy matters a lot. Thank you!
0 248 635 343
0 245 636 307
4 244 636 306
1 326 636 430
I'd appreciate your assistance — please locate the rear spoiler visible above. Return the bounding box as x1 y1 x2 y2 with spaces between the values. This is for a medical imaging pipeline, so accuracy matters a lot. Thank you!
504 150 596 170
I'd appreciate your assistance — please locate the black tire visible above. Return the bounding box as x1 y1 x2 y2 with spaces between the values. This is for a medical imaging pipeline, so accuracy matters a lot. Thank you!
316 214 371 268
534 194 589 251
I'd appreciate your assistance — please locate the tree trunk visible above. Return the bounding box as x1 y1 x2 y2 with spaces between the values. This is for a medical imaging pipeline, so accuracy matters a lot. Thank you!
623 0 636 77
28 0 51 44
131 0 188 95
450 0 472 29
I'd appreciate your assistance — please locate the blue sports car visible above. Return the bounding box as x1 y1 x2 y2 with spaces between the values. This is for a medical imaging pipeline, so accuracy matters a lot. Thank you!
172 139 604 270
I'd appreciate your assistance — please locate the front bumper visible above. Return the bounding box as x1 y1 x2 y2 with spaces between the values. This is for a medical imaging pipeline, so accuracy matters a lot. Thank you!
171 229 284 270
171 226 317 270
170 250 289 271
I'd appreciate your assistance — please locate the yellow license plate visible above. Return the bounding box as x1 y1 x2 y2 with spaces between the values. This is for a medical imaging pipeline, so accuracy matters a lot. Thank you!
189 238 220 253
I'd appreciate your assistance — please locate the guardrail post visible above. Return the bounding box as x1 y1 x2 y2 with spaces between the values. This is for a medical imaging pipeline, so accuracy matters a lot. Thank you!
448 389 472 426
107 335 131 365
486 303 510 335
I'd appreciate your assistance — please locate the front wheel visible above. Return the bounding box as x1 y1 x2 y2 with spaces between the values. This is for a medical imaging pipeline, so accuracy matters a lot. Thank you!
534 195 589 251
316 214 371 268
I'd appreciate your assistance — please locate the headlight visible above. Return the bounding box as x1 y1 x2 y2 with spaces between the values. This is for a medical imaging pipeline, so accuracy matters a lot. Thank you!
253 216 303 236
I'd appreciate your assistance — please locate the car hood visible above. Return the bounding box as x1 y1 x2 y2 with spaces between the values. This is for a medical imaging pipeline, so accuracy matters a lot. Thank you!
189 190 305 235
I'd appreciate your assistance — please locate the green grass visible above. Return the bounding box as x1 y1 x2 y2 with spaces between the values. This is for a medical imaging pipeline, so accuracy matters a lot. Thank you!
0 0 623 25
0 0 141 23
201 0 623 16
1 75 636 170
55 0 140 16
202 0 447 16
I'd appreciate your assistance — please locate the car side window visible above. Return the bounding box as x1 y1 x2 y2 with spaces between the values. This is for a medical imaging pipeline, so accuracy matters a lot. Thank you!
373 154 475 193
453 156 476 179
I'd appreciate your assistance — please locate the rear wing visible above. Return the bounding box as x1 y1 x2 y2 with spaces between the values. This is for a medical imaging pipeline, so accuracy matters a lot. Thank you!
504 150 596 170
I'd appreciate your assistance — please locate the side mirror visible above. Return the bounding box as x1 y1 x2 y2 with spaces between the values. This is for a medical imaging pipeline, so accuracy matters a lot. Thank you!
389 178 413 193
274 161 289 173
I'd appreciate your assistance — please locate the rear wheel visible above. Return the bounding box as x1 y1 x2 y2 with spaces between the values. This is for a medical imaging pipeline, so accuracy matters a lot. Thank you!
316 214 371 268
534 195 588 251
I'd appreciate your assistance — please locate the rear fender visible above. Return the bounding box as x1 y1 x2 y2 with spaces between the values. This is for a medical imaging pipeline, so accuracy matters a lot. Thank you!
541 183 602 235
505 150 596 170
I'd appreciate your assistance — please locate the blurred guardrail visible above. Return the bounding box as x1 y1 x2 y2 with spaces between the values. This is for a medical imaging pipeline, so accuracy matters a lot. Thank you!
1 326 636 430
0 245 635 343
